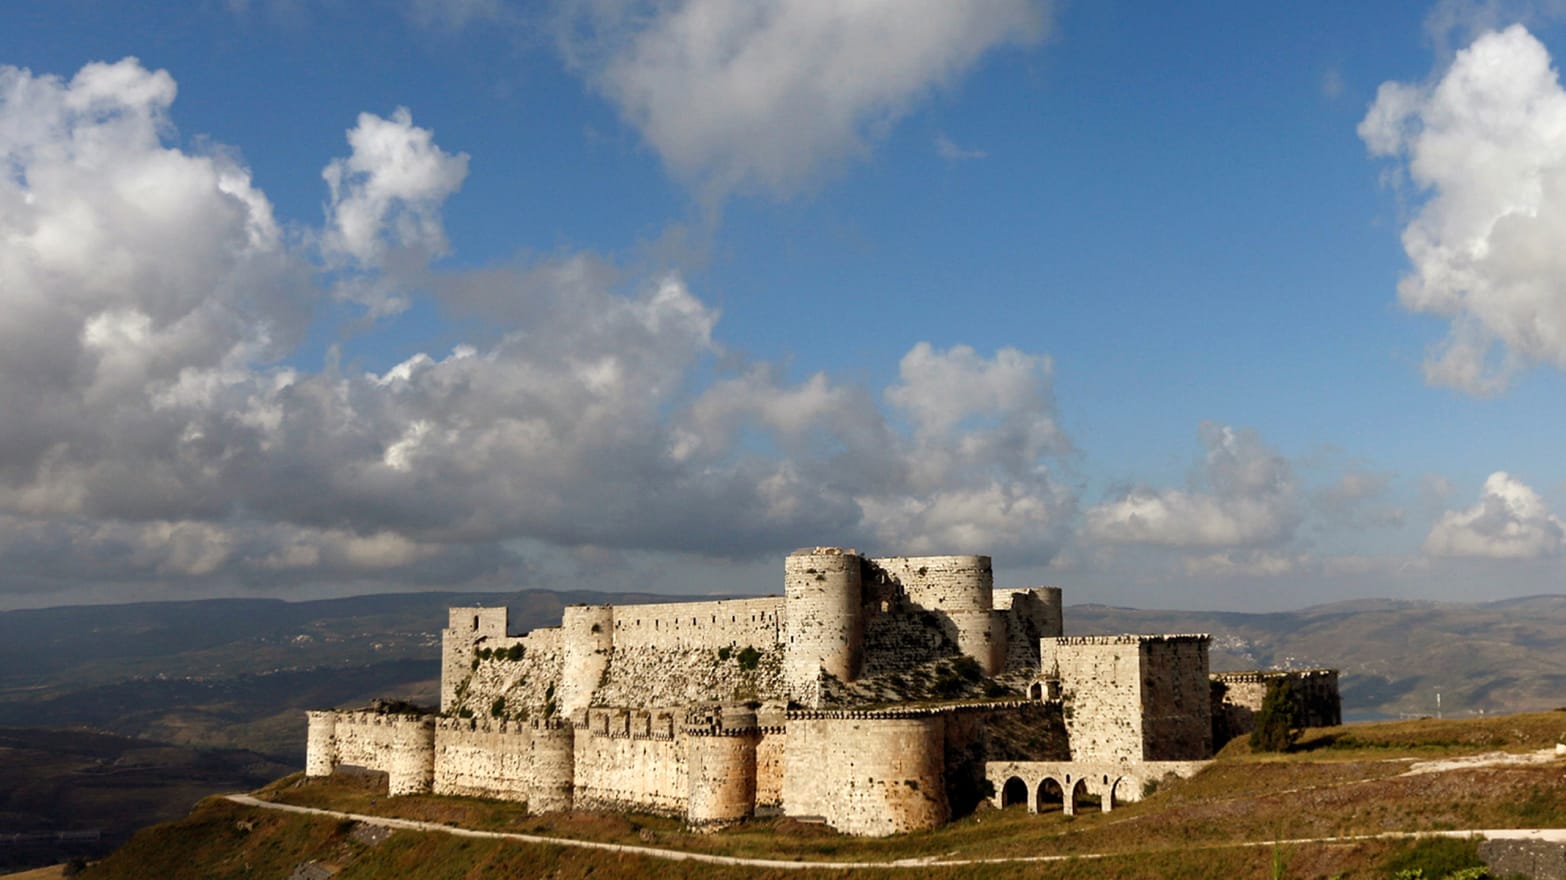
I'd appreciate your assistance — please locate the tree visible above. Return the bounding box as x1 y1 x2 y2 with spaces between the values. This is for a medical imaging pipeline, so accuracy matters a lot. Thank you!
1249 677 1302 752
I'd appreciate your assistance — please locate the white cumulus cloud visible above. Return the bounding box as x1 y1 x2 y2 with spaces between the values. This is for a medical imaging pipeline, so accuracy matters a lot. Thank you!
322 107 469 269
1361 25 1566 392
561 0 1050 199
1424 471 1565 558
1085 423 1299 549
0 56 1082 603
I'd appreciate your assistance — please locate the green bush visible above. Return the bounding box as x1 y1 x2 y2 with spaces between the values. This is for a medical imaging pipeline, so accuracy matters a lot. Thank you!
506 644 525 661
717 645 733 662
952 656 983 682
1250 678 1303 752
737 646 762 671
1381 836 1485 879
490 696 506 718
477 647 492 661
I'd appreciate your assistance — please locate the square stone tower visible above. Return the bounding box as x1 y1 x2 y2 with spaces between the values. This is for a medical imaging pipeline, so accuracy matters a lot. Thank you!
1041 634 1212 762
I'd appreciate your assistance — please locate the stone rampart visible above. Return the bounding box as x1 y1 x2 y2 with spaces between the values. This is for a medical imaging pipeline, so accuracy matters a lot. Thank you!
558 605 614 716
872 556 1004 674
432 717 531 800
572 723 688 815
782 714 949 836
441 606 510 711
307 710 436 795
994 587 1064 672
1212 668 1342 739
872 556 993 611
609 597 784 650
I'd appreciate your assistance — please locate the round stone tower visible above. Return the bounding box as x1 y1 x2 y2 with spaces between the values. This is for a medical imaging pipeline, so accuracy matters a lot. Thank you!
1019 586 1064 638
783 548 864 707
304 710 337 777
384 716 437 796
685 704 759 826
528 720 576 813
558 604 614 716
884 555 1004 675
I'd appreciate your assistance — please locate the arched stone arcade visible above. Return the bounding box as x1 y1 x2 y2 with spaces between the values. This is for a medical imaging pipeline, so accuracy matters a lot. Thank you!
985 760 1210 818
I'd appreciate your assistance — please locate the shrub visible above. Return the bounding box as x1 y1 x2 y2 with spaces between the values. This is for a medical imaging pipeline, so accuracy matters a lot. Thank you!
717 645 733 662
506 644 525 661
490 696 506 718
477 647 492 661
737 646 762 671
457 706 474 719
1250 678 1303 752
952 656 984 682
1381 836 1485 879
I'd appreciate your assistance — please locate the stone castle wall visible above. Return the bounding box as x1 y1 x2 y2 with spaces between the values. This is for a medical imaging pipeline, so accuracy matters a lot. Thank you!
781 712 950 836
1213 668 1342 741
306 710 435 795
433 717 532 800
1138 636 1212 761
572 709 690 815
608 597 784 650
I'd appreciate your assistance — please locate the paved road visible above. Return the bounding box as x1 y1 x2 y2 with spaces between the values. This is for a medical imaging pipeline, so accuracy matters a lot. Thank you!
225 794 1566 871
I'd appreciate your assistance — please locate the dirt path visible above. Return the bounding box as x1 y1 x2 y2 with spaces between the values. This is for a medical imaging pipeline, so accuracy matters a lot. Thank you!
224 794 1566 870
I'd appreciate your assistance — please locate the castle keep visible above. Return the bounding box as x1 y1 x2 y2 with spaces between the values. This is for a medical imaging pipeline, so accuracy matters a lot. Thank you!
305 547 1339 836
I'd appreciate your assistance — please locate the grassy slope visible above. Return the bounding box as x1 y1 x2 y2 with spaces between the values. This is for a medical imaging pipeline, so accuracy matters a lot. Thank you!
82 712 1566 880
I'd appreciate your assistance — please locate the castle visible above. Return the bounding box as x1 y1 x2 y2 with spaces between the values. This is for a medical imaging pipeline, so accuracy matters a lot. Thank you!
305 548 1339 836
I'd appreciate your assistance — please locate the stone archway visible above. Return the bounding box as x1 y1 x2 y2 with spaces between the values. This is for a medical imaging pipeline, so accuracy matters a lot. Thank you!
1070 778 1098 813
1035 777 1064 814
1106 776 1125 812
1000 776 1029 809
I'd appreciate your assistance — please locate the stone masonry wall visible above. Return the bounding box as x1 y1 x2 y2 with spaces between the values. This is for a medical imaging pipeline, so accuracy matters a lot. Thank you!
1045 637 1147 762
1137 637 1212 761
754 728 787 813
609 597 785 650
591 645 786 708
447 630 563 721
781 713 949 836
432 718 531 800
571 720 688 815
1212 669 1342 742
1043 635 1213 763
312 711 435 795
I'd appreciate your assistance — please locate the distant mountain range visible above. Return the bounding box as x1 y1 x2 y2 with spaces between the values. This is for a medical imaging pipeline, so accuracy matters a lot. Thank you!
4 589 1565 764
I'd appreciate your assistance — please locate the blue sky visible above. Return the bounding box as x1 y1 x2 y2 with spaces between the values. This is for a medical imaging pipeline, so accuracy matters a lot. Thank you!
3 0 1566 611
